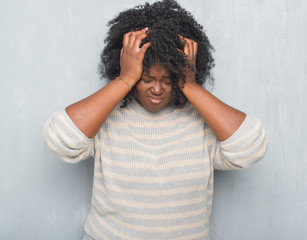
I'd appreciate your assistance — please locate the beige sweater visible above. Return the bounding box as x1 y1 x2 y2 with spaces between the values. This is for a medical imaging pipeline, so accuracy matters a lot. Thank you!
44 100 268 240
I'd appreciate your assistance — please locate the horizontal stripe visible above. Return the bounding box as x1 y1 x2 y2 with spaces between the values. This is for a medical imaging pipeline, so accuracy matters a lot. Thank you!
108 213 208 233
98 175 209 191
102 144 207 161
104 118 205 141
98 182 210 197
102 130 211 151
92 197 208 221
108 107 199 127
86 215 110 240
172 227 209 240
100 156 208 171
92 191 210 218
91 210 143 240
92 202 209 235
97 168 209 184
214 138 268 169
95 186 206 209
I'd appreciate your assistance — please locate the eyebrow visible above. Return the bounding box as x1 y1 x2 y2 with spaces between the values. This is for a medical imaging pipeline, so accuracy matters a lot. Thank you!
143 74 155 79
143 74 171 79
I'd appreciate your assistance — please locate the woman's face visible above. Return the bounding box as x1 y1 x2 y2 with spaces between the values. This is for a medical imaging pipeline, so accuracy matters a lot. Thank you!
135 63 173 113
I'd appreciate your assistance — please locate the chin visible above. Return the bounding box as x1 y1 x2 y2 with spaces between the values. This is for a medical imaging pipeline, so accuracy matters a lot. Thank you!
146 107 163 113
143 103 165 113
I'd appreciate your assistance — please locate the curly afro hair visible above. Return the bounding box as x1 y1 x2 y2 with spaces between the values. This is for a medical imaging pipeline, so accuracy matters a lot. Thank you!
99 0 215 108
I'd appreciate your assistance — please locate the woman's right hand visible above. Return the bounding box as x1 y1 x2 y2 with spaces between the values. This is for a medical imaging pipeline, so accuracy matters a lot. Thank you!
119 28 151 85
64 28 151 138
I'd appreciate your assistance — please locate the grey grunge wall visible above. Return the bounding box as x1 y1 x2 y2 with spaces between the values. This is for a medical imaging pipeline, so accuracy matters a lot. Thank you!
0 0 306 239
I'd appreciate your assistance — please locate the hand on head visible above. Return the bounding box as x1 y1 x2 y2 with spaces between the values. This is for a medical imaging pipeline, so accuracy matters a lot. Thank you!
119 28 151 85
119 30 198 90
178 35 198 88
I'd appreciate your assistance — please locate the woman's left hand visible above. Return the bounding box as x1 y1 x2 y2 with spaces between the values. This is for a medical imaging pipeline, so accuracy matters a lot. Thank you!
179 36 246 142
179 35 198 88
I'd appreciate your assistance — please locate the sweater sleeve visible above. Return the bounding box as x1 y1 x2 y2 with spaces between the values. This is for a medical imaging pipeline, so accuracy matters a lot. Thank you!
207 115 268 170
43 110 95 163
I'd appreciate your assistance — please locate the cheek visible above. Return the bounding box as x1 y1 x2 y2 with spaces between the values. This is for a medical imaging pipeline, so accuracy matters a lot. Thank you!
135 82 145 93
135 83 148 100
165 85 173 96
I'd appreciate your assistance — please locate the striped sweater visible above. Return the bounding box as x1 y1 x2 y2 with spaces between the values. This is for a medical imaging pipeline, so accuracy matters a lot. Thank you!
44 99 268 240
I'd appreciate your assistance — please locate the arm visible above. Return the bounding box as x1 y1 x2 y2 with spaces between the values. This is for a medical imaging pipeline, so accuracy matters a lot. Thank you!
182 84 246 141
179 36 246 141
207 115 268 170
43 110 95 163
179 37 267 169
65 28 151 138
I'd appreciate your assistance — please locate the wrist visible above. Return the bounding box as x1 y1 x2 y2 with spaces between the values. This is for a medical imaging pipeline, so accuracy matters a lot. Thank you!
180 79 197 88
118 74 139 87
181 81 199 94
117 77 133 91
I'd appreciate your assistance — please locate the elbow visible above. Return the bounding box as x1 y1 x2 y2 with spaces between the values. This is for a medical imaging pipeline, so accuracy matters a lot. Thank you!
43 117 94 164
221 128 268 170
240 128 269 169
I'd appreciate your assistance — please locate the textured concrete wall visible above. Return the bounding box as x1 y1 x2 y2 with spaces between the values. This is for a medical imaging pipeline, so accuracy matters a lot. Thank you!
1 0 306 239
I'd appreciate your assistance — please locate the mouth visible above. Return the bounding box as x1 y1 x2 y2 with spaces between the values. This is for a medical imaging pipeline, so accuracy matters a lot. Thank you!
148 96 164 104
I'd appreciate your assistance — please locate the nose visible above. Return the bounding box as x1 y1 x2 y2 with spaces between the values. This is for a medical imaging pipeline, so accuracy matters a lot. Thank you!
151 82 163 94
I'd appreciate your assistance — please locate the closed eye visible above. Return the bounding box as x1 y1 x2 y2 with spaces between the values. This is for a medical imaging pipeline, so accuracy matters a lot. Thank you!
142 79 152 84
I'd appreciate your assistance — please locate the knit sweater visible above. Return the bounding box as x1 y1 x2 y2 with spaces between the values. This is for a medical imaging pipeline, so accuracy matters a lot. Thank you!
44 99 268 240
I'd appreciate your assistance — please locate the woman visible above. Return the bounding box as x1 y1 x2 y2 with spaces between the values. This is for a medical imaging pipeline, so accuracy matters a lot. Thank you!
44 0 268 239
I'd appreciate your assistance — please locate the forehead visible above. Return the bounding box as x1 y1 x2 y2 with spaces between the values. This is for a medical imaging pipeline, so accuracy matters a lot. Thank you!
144 63 171 76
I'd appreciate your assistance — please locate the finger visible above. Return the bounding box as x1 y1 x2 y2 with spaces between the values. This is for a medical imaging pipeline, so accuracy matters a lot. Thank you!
184 39 192 56
189 40 195 59
188 39 197 60
139 42 151 56
178 36 197 63
127 31 136 48
132 32 149 50
192 41 198 63
123 31 131 48
179 35 192 45
133 27 149 35
128 28 149 49
178 34 185 43
179 36 191 55
185 39 197 62
176 48 184 54
132 27 149 49
179 35 189 56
